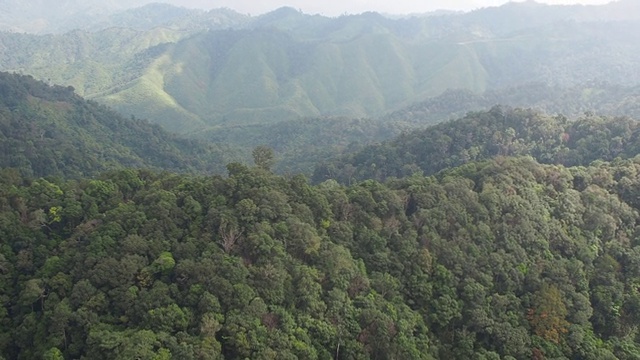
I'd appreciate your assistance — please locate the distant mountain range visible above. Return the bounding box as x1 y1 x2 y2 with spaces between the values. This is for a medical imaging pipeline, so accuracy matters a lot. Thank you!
2 1 640 34
384 82 640 126
1 1 640 134
0 0 154 33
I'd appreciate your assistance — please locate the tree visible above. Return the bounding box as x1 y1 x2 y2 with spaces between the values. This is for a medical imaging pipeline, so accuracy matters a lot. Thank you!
528 284 569 344
42 347 64 360
252 146 276 171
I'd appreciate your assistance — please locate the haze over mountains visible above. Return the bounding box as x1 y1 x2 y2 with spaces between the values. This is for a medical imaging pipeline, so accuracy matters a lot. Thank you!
1 0 639 135
0 0 628 34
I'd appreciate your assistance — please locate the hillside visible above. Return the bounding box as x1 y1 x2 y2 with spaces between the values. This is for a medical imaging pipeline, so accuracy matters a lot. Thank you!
1 152 640 359
313 106 640 183
190 82 640 177
386 82 640 127
2 2 640 132
0 71 232 178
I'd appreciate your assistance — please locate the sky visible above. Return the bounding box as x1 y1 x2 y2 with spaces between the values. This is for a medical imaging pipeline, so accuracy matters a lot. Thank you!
173 0 615 16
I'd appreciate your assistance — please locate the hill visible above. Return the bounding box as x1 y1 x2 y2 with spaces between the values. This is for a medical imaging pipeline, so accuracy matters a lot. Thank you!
313 106 640 183
81 5 249 33
1 153 640 358
0 71 232 178
385 82 640 127
192 82 640 177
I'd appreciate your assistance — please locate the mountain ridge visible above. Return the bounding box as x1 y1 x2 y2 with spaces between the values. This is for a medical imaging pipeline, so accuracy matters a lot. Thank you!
313 106 640 183
3 1 639 132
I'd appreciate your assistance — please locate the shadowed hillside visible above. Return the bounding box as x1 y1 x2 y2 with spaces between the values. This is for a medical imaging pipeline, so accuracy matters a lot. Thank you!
0 72 233 178
313 106 640 183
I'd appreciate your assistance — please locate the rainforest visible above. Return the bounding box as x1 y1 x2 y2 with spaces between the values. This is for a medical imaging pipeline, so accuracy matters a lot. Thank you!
1 1 640 359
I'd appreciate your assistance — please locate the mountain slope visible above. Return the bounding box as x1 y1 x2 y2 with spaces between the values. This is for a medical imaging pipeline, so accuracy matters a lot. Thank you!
313 106 640 183
0 71 232 178
386 82 640 127
3 2 640 132
1 153 640 359
100 13 640 131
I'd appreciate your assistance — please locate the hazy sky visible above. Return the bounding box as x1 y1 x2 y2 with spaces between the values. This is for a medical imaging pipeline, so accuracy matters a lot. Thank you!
175 0 614 15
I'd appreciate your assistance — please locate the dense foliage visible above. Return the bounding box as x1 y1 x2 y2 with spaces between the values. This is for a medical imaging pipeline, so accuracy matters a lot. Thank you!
1 153 640 359
2 3 640 359
198 116 408 175
195 82 640 177
0 72 232 178
314 106 640 183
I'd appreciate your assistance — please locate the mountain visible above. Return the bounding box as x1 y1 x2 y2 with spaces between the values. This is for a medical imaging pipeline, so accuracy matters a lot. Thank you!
385 82 640 127
0 71 233 178
78 5 249 33
313 106 640 183
0 0 154 33
2 2 640 133
0 0 248 34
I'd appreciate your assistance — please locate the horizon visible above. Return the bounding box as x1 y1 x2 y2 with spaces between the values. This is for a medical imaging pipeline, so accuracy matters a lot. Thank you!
166 0 615 16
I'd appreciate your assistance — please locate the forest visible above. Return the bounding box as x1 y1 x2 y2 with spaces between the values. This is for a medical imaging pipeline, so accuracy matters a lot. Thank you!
1 151 640 359
2 1 640 359
314 106 640 184
0 72 233 178
0 72 639 359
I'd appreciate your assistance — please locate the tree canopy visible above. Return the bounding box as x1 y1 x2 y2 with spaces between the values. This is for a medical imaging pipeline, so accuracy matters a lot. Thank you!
1 152 640 358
